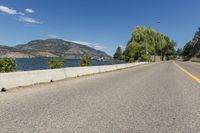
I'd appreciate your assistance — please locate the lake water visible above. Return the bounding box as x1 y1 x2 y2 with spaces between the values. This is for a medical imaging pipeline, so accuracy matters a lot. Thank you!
16 58 125 71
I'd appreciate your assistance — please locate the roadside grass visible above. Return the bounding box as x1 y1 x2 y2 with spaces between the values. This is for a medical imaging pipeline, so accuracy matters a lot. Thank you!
190 57 200 63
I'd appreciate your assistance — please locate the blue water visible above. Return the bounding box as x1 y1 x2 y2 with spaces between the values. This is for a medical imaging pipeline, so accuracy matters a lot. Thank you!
16 58 125 71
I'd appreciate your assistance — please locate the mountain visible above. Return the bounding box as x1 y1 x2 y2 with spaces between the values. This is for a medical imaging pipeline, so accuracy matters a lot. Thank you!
0 39 112 59
0 45 33 58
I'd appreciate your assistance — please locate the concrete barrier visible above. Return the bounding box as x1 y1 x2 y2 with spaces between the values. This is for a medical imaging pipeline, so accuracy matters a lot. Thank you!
0 62 148 91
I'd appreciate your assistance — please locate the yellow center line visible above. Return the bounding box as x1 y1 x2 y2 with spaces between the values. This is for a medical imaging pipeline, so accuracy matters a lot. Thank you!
173 61 200 84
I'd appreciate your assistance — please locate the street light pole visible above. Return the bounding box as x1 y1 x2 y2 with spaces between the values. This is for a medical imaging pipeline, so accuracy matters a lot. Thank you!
145 21 160 62
154 21 160 62
145 33 149 62
145 34 148 55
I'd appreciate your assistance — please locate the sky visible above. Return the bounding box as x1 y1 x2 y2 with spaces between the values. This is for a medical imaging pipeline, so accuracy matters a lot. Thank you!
0 0 200 55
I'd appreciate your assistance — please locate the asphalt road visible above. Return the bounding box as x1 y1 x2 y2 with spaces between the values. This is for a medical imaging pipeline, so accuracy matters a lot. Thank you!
175 61 200 79
0 61 200 133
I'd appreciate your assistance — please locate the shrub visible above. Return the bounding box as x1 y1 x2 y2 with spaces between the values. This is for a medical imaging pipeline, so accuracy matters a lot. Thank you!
0 57 16 73
80 55 91 66
48 58 65 69
128 58 135 63
140 55 150 62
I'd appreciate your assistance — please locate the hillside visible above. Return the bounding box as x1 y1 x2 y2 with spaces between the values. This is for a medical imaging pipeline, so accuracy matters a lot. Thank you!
190 39 200 58
0 39 112 59
182 27 200 59
0 45 33 58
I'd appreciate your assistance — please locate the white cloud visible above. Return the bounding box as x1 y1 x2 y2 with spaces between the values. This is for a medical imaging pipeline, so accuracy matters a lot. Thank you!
25 8 35 13
47 37 107 51
71 41 107 50
93 44 107 50
18 16 43 24
70 40 107 50
0 5 43 25
71 41 92 46
119 45 126 49
0 5 24 15
47 34 60 38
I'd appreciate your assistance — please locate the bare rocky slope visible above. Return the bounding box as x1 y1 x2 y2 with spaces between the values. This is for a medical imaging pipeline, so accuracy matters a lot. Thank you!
0 45 33 58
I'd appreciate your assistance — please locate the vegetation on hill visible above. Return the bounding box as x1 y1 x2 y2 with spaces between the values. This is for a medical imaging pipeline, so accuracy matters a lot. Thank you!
181 27 200 60
115 26 176 62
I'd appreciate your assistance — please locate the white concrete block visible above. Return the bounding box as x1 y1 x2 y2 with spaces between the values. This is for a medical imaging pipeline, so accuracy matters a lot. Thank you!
0 62 148 91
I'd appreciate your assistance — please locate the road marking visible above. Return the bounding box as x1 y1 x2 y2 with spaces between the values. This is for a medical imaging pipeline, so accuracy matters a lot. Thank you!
173 61 200 84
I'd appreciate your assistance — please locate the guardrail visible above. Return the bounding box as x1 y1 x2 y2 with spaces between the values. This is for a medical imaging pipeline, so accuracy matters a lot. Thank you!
0 62 148 91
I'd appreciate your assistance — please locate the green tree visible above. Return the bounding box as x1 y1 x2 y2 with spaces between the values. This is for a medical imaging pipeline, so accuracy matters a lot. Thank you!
114 46 123 60
124 26 176 62
48 58 65 69
166 40 176 60
140 55 150 61
0 57 16 73
176 48 183 56
80 55 91 66
124 41 139 62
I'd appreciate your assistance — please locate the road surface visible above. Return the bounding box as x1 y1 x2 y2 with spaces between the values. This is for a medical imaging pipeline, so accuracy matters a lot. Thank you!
0 61 200 133
175 61 200 79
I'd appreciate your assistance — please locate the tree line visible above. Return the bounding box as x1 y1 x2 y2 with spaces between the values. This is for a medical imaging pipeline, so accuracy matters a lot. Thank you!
114 26 176 62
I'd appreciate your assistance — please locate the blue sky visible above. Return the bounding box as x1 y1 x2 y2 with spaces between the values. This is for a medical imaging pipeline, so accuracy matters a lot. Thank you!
0 0 200 55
